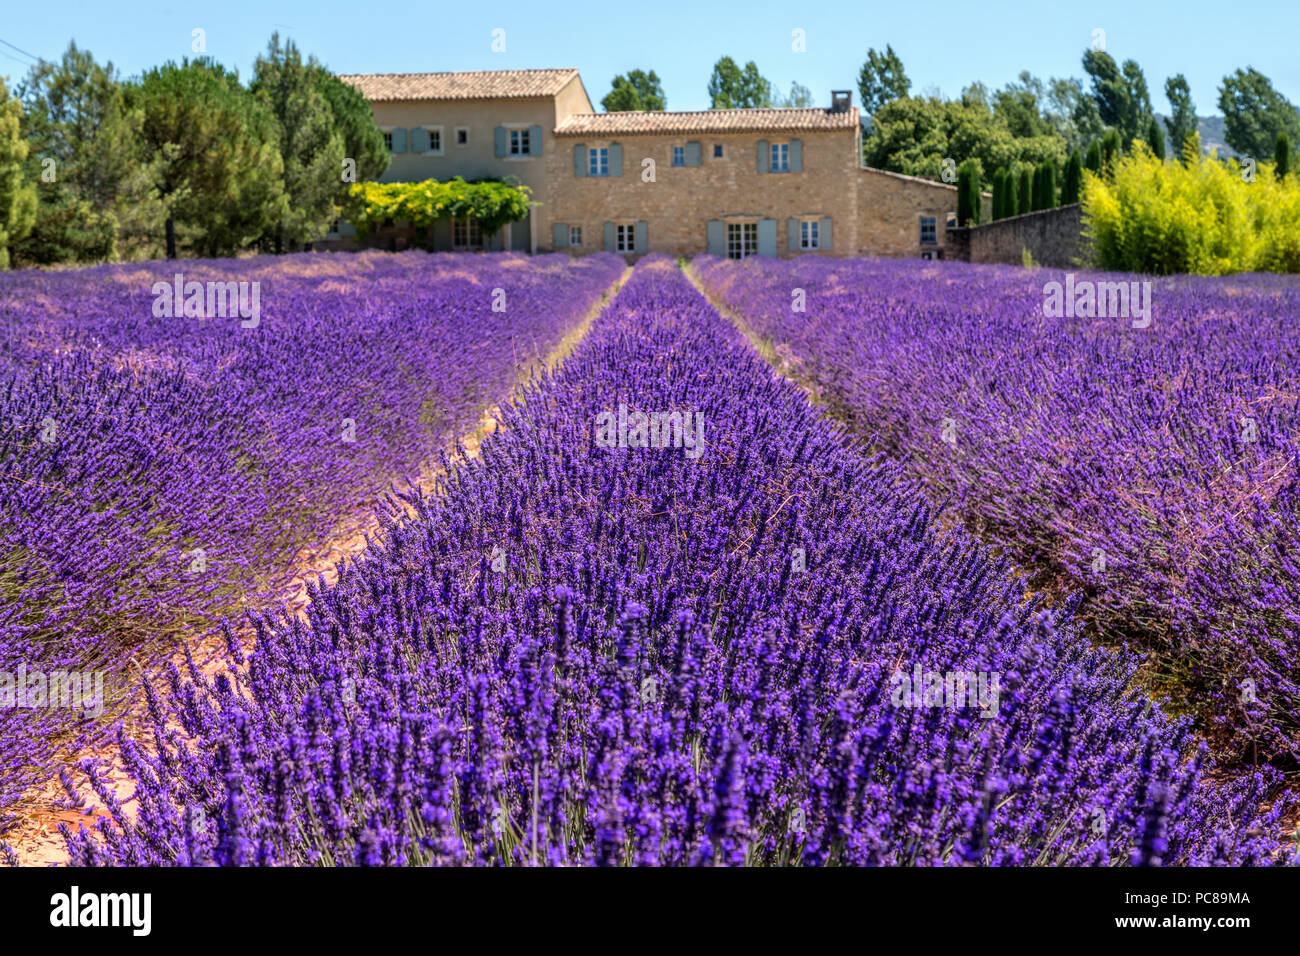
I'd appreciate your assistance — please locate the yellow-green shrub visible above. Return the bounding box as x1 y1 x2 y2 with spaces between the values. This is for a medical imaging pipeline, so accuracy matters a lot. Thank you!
1083 141 1300 274
345 177 532 239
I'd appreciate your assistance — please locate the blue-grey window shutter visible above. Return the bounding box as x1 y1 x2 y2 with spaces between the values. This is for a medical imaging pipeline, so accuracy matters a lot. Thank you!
411 128 428 153
552 222 568 248
494 126 508 158
574 144 587 177
529 125 543 155
609 144 623 176
392 128 408 153
820 217 833 251
787 218 799 251
635 220 648 254
603 221 615 252
790 139 803 173
685 141 702 166
758 219 778 258
706 220 725 256
757 140 769 173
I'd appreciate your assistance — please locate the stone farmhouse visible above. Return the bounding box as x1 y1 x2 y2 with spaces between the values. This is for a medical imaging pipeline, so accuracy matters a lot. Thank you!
330 67 963 260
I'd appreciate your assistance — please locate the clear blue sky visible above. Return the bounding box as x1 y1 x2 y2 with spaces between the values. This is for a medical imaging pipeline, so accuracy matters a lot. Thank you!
2 0 1296 114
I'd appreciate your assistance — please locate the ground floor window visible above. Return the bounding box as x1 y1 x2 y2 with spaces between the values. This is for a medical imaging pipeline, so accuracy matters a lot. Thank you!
569 225 582 246
920 216 937 245
727 221 758 260
800 219 820 249
453 217 483 249
616 222 636 253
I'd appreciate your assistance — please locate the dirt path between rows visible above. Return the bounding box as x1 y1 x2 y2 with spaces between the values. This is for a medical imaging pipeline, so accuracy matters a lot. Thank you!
8 265 630 866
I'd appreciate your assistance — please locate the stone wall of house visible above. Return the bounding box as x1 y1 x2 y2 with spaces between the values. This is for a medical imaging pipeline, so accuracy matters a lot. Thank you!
856 167 963 258
541 128 861 258
946 203 1087 267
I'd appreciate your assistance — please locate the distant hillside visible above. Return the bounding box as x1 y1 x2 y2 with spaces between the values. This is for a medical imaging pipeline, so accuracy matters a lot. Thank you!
1151 114 1238 158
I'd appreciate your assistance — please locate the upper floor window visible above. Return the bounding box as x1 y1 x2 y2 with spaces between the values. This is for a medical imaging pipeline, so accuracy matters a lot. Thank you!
714 144 724 158
672 145 685 167
615 222 635 253
510 128 530 156
589 147 610 177
770 142 790 173
428 128 442 153
920 216 937 245
800 219 820 250
383 130 394 151
456 127 469 146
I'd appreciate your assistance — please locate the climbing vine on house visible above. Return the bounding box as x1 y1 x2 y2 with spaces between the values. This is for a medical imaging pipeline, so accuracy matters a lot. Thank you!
345 177 532 241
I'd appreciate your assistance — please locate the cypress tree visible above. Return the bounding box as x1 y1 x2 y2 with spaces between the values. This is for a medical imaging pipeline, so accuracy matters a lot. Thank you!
1276 132 1291 180
1084 139 1102 175
1146 117 1166 159
956 159 980 227
1017 166 1031 216
1100 128 1121 172
1061 149 1083 204
992 168 1005 219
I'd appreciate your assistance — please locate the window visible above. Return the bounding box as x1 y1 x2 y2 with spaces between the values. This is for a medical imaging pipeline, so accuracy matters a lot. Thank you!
615 222 636 253
588 147 610 176
453 217 483 249
945 212 957 229
920 216 937 245
770 142 790 173
509 127 530 156
455 127 469 146
383 130 393 151
568 225 582 246
800 219 820 250
427 127 442 153
672 145 685 167
713 144 723 158
726 222 758 260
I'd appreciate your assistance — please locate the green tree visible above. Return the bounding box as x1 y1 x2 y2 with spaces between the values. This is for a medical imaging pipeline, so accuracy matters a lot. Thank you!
1277 132 1291 180
1033 161 1056 209
1082 49 1151 148
773 81 815 108
13 42 145 263
857 44 910 117
316 71 388 186
0 79 38 268
1084 139 1102 175
1145 116 1166 158
1016 165 1031 214
1061 149 1083 204
1217 67 1300 161
601 69 666 112
1163 74 1197 162
1100 128 1121 171
991 167 1005 219
1003 167 1019 216
707 57 771 108
956 158 980 226
134 58 287 258
251 33 345 251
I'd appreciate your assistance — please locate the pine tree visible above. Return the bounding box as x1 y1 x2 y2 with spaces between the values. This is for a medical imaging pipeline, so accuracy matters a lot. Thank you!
1061 149 1083 204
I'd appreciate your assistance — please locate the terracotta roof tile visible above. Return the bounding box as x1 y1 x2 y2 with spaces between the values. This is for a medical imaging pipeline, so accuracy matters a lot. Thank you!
339 69 580 102
554 107 860 136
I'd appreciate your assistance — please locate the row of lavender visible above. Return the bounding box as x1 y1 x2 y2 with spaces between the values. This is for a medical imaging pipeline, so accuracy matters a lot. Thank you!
695 256 1300 763
0 251 624 824
51 258 1289 865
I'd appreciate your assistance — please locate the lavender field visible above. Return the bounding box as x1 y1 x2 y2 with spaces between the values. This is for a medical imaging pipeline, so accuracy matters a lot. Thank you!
696 255 1300 766
0 251 624 832
0 252 1295 866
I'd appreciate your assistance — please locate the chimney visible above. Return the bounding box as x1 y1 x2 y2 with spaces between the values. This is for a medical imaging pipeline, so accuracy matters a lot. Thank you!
831 90 852 112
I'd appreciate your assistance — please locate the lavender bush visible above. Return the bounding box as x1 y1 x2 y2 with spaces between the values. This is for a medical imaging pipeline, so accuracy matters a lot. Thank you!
53 258 1290 866
0 250 624 825
694 255 1300 763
